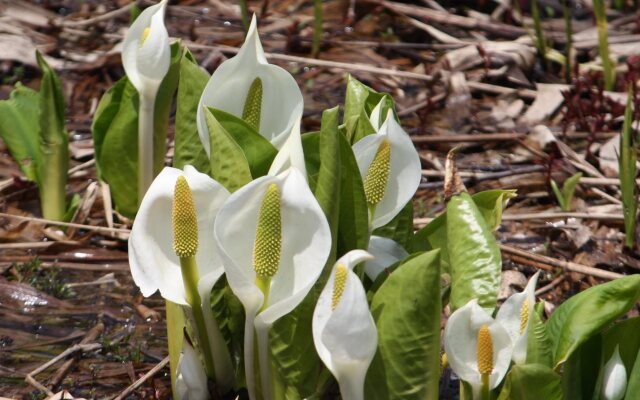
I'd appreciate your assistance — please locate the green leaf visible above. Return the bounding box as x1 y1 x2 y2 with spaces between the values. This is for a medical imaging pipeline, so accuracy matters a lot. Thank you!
562 172 582 209
546 275 640 367
336 132 370 255
205 108 253 192
342 75 396 144
561 334 602 399
0 83 41 181
619 91 637 248
373 201 414 251
626 345 640 398
412 189 516 267
446 192 501 311
315 107 341 280
301 131 320 192
270 288 321 399
36 51 69 221
174 47 210 173
207 108 278 179
497 364 563 400
526 303 554 368
93 42 181 217
365 250 441 400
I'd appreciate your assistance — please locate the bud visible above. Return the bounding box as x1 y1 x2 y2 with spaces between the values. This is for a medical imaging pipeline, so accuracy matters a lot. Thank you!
519 299 530 335
331 264 348 311
476 325 494 376
243 77 263 131
141 27 151 46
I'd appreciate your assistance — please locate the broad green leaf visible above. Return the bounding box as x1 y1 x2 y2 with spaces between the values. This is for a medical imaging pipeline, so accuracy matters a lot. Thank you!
36 51 69 221
207 108 278 179
546 275 640 367
365 250 441 400
626 347 640 398
174 47 210 173
0 83 40 181
412 189 516 271
497 364 563 400
315 107 341 280
373 201 414 251
92 77 127 179
526 302 554 368
343 75 396 144
269 288 321 399
336 133 369 255
205 108 252 192
447 192 501 311
561 334 602 400
166 300 185 399
94 42 181 217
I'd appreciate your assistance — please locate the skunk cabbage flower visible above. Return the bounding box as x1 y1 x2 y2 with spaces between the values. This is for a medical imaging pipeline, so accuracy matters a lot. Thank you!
352 110 421 229
176 340 209 400
313 250 377 400
444 299 512 399
364 236 409 281
122 0 170 98
602 346 627 400
129 166 233 390
197 15 303 155
214 167 331 400
129 166 228 304
121 0 171 199
496 271 540 364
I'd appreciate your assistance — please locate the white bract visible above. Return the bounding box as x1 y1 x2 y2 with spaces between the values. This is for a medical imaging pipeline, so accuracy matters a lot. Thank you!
313 250 378 400
496 271 540 364
175 340 209 400
197 15 303 155
122 0 170 98
121 0 171 199
267 117 306 178
444 299 512 398
353 109 421 229
128 165 233 390
602 346 627 400
364 235 409 281
214 167 331 400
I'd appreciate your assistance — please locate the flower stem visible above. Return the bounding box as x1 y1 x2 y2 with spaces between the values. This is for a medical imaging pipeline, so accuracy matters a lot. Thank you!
138 92 155 206
481 373 490 400
255 275 272 313
179 255 216 379
165 300 185 400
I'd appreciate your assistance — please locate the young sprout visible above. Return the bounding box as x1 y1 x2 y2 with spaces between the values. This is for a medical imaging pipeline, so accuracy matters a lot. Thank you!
551 172 582 211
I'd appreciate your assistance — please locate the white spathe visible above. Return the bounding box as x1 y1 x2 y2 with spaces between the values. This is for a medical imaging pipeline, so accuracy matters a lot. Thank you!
197 15 303 155
129 166 229 305
602 346 627 400
175 340 209 400
352 110 422 229
128 166 234 390
313 250 377 400
444 299 512 395
496 271 540 364
364 235 409 281
122 0 171 98
214 167 331 400
268 117 307 179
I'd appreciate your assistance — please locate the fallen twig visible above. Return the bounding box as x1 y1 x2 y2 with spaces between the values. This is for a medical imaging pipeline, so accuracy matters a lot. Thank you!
110 356 170 400
0 213 130 235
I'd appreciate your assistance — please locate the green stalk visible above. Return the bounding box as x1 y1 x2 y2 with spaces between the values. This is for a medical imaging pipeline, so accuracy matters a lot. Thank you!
593 0 615 90
180 255 216 378
619 91 637 248
481 374 490 400
311 0 323 57
36 52 68 221
166 300 185 400
562 0 573 83
138 92 155 206
531 0 548 71
239 0 250 31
